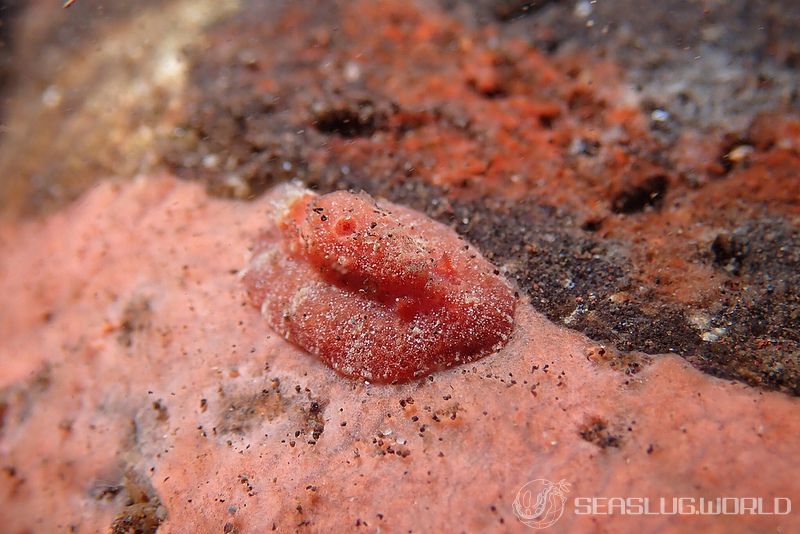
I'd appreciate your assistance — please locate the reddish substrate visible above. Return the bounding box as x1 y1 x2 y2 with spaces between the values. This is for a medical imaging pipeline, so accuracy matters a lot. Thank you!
1 177 798 532
162 0 800 393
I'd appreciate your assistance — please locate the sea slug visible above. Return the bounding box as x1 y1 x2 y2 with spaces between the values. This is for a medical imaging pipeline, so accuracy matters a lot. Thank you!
243 184 516 383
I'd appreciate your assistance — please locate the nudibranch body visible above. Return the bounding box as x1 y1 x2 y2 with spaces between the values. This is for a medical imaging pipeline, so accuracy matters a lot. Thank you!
243 185 515 383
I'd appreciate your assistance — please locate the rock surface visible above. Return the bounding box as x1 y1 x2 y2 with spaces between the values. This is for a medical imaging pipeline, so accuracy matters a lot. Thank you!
1 176 798 532
1 0 798 393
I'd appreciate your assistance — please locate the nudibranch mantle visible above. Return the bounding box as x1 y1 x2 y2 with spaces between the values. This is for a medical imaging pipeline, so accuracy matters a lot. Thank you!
243 184 515 383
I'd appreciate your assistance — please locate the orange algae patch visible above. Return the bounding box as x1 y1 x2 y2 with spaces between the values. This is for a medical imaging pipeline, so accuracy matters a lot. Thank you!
243 185 516 383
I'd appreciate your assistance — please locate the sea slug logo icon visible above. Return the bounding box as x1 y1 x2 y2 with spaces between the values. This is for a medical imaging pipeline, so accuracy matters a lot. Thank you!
513 479 571 529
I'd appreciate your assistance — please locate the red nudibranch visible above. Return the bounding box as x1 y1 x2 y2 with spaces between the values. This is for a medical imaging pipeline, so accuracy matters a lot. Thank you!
243 185 516 383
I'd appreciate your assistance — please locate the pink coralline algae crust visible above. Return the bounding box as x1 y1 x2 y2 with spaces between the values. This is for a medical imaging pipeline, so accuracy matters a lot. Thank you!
243 186 516 383
2 176 800 533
